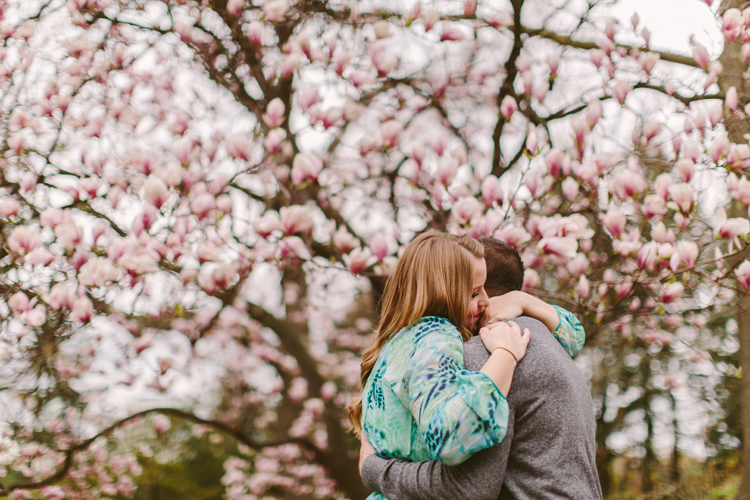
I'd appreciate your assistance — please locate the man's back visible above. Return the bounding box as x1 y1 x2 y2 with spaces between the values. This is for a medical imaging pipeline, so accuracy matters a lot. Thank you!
463 316 601 499
361 315 602 500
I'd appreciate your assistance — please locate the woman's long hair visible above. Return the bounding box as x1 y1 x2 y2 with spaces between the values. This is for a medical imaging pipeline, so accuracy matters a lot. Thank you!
347 231 484 433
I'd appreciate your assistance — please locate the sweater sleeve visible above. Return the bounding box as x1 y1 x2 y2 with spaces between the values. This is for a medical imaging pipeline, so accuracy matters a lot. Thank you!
403 320 509 466
550 305 586 358
361 424 511 500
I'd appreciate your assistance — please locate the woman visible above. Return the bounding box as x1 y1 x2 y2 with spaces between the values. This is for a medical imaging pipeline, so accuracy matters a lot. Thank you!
348 232 583 499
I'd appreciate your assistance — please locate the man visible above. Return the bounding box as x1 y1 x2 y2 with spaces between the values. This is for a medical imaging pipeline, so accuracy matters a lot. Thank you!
359 238 603 500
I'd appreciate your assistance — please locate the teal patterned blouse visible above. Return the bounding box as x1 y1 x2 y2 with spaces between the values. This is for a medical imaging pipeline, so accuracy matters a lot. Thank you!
361 307 585 500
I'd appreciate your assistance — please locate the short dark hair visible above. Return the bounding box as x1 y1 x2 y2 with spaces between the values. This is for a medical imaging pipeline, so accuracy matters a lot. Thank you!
478 238 524 298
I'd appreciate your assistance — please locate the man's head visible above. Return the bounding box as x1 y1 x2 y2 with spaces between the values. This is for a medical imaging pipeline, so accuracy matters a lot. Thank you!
478 238 524 298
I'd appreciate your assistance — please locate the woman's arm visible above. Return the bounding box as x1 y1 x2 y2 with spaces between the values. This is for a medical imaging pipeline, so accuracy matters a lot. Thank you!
403 319 510 466
486 291 586 357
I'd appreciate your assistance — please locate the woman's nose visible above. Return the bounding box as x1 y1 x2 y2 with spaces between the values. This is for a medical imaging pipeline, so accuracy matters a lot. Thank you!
478 289 490 307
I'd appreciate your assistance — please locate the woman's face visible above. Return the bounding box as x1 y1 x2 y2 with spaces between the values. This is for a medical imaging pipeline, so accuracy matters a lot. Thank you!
466 257 490 332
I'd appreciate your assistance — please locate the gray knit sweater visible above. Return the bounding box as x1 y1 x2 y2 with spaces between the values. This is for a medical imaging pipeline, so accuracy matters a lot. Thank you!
361 316 603 500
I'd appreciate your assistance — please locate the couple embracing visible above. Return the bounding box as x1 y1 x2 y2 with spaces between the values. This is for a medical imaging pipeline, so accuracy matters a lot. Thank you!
349 232 603 500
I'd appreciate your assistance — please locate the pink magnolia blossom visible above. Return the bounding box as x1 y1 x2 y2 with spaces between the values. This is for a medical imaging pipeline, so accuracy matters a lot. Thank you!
537 237 577 261
708 134 730 162
642 121 661 141
586 99 602 128
297 89 319 111
191 192 217 218
246 21 263 45
589 49 605 68
373 21 390 39
708 103 723 127
344 247 375 275
693 43 709 69
562 177 579 200
737 261 750 291
9 292 31 313
611 80 632 105
80 257 119 287
435 156 458 186
489 12 513 29
515 53 533 73
321 107 343 129
464 0 477 17
481 175 503 205
716 217 750 238
532 83 548 103
546 149 564 177
422 9 440 31
369 235 388 262
291 153 323 185
153 415 171 435
226 133 253 161
380 120 403 148
226 0 244 16
726 86 738 111
495 225 531 249
279 236 311 260
48 284 73 310
638 52 659 75
654 173 673 201
0 197 20 218
54 221 82 249
722 8 743 42
640 195 665 219
441 23 464 41
570 116 589 145
333 227 358 254
605 19 617 40
668 183 694 214
430 133 447 156
280 206 314 236
359 136 379 156
144 176 169 209
171 137 194 165
500 96 517 120
263 0 289 22
8 134 25 154
8 226 41 255
577 275 590 299
659 282 684 304
265 128 287 154
280 52 301 77
263 98 286 128
71 296 94 323
676 240 699 268
602 207 626 238
737 176 750 205
613 169 647 199
452 196 482 224
253 214 281 238
523 269 540 289
674 159 695 183
567 254 589 276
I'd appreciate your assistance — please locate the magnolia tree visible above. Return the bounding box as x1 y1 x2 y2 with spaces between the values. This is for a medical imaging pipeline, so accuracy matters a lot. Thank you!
1 0 750 498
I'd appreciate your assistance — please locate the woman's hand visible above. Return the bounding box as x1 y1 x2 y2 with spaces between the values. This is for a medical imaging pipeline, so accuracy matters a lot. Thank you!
485 292 528 325
486 291 561 334
479 320 530 363
359 432 376 476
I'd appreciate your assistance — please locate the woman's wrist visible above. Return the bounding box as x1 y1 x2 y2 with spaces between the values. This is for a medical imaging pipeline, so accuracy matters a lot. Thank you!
492 346 518 364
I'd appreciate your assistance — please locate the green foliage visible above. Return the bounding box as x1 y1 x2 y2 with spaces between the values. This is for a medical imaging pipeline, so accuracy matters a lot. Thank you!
114 419 237 500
